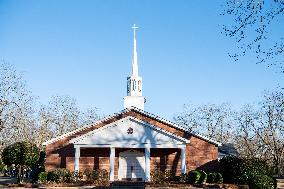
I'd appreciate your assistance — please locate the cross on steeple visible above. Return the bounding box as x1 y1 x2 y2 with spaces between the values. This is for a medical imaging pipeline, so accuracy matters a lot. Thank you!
132 24 139 37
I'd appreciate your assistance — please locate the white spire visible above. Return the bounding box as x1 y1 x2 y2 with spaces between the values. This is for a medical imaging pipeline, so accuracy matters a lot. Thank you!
131 24 139 76
124 24 145 110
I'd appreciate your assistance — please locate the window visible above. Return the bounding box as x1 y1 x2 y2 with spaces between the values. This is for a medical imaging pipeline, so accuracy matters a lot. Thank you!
127 81 130 93
132 79 136 91
138 80 141 92
132 80 134 91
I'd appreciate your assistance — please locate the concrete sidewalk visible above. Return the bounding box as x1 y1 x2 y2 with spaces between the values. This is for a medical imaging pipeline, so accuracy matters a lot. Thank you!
0 176 17 188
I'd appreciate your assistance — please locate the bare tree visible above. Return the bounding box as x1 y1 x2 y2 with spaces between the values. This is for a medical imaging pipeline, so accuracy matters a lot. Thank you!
234 105 268 159
197 103 234 144
0 62 100 149
173 104 199 133
80 107 100 126
39 95 81 137
0 61 36 149
257 90 284 175
35 106 55 147
222 0 284 72
235 90 284 176
37 96 100 147
174 103 234 144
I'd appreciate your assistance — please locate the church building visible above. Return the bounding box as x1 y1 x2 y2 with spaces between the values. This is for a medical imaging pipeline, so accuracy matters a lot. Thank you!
43 25 221 182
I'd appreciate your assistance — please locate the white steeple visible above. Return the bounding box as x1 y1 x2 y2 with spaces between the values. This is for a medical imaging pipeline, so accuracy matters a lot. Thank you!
124 24 145 110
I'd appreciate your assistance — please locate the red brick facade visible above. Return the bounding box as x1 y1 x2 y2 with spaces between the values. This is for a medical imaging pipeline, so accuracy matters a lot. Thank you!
44 109 218 178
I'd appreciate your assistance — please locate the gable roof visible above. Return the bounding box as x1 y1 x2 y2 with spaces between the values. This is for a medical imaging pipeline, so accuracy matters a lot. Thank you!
43 107 222 146
69 116 189 148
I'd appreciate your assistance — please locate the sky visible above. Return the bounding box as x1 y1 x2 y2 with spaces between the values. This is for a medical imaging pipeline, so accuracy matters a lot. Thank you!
0 0 283 120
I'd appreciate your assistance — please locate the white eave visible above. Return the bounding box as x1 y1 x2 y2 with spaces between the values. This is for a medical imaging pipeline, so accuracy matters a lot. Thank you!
42 107 222 146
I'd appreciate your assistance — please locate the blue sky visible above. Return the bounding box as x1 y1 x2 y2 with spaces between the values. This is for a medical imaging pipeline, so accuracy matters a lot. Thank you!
0 0 283 119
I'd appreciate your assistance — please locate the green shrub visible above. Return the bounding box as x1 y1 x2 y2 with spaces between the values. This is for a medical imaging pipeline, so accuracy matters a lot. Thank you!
150 170 165 186
47 171 60 183
84 169 108 186
0 159 5 173
44 168 74 183
198 170 207 184
0 166 5 175
246 158 274 177
97 169 109 186
165 170 175 182
30 166 45 182
84 169 93 182
220 156 274 185
61 169 72 183
215 173 223 184
220 156 249 184
207 172 223 184
38 172 48 183
187 170 201 184
207 172 217 183
72 170 82 183
179 173 187 183
249 174 275 189
53 168 72 183
172 175 180 182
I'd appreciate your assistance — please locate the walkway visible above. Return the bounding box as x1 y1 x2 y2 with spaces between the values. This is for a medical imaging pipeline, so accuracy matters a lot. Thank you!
0 176 17 188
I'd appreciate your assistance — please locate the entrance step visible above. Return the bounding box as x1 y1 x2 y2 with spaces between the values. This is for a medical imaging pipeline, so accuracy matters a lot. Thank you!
277 179 284 189
110 181 145 189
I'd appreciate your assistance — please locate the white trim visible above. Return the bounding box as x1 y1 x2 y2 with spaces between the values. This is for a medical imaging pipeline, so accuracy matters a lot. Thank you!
43 107 221 146
181 146 186 174
70 116 189 145
109 147 115 181
74 143 186 149
191 132 222 146
42 112 121 145
129 107 222 146
145 147 150 182
74 146 80 172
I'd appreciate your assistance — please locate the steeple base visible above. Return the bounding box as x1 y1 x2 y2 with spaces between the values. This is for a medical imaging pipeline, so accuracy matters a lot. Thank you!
124 96 145 110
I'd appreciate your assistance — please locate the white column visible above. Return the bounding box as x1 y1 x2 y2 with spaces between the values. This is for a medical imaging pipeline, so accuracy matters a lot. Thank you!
109 147 115 181
145 147 151 182
74 146 80 172
181 146 187 174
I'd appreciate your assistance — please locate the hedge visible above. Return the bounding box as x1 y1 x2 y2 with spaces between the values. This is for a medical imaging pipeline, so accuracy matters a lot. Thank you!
198 170 207 184
207 172 223 184
150 170 166 186
38 172 48 183
187 170 201 184
220 156 275 188
84 169 109 186
249 174 275 189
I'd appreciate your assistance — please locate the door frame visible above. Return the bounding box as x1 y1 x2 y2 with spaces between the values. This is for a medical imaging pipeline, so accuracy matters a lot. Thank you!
118 149 146 181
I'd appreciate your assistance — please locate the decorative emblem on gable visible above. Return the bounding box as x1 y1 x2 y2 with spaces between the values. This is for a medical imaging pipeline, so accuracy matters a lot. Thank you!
127 127 133 134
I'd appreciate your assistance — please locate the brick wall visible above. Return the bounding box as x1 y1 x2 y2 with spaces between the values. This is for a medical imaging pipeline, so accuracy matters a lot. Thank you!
150 148 181 175
186 136 218 171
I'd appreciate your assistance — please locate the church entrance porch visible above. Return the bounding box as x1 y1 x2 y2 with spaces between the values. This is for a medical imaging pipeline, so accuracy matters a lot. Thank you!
73 146 186 182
